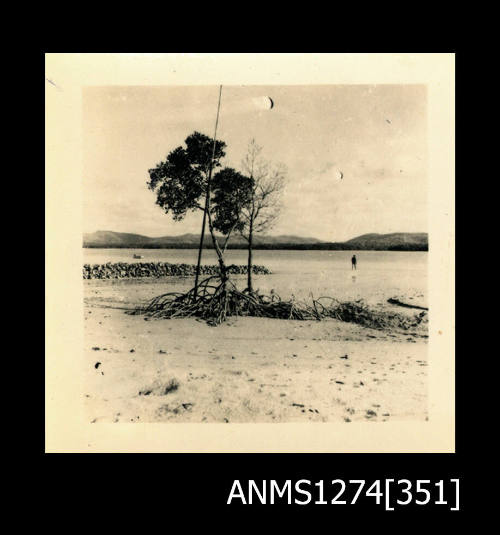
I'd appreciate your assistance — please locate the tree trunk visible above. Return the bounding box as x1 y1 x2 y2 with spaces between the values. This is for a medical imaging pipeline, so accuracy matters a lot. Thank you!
193 190 209 298
206 186 228 285
247 219 253 292
211 231 228 283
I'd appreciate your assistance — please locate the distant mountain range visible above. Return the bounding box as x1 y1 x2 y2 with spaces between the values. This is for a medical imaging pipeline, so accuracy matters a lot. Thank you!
344 233 428 249
83 231 428 251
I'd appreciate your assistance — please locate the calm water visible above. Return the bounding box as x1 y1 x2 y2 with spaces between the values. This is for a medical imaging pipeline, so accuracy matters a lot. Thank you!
83 248 427 306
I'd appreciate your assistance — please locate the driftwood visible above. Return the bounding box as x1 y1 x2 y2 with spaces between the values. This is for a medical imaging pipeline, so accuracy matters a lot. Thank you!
387 298 428 311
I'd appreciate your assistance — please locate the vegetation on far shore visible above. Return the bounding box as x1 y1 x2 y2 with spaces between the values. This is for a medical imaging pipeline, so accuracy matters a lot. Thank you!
84 242 427 251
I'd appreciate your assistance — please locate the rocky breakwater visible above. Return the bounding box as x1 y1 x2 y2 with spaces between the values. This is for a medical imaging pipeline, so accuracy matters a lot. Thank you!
83 262 272 280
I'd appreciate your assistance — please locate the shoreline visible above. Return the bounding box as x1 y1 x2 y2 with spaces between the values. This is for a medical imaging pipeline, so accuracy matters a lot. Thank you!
83 277 428 424
84 277 428 337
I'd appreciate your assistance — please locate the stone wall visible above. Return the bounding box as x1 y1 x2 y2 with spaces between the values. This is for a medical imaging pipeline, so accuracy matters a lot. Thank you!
83 262 272 280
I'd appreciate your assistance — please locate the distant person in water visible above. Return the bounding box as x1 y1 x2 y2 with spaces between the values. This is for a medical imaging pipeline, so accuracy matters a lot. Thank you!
351 255 357 270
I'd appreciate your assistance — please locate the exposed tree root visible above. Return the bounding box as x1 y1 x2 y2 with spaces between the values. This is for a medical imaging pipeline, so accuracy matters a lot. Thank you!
130 276 428 331
129 276 306 326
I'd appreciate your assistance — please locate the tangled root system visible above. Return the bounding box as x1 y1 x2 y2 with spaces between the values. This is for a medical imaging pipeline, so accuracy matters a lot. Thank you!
130 276 427 331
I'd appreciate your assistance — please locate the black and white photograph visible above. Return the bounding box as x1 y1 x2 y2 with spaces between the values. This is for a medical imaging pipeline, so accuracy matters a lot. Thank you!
45 54 454 453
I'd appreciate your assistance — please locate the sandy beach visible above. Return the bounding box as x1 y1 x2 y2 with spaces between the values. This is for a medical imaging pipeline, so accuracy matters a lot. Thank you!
84 276 428 424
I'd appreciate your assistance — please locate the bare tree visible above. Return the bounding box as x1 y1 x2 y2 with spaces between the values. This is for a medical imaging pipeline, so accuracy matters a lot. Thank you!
240 139 286 292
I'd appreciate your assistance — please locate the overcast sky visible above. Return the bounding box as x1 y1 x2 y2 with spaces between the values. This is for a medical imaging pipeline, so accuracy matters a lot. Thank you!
83 84 427 242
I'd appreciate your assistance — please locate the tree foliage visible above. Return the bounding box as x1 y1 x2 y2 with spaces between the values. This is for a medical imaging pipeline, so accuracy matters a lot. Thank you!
147 131 226 221
212 167 254 240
